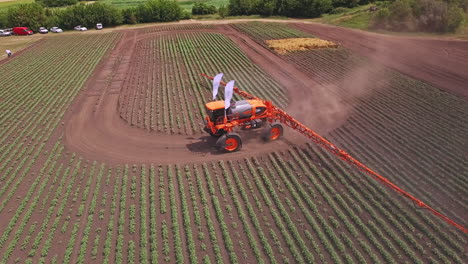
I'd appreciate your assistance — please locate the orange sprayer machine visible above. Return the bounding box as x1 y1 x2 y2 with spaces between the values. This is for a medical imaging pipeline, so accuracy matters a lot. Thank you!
201 73 468 234
202 73 284 152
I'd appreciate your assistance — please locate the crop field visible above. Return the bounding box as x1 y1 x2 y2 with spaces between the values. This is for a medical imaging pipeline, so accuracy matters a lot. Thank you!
233 22 468 226
0 22 466 263
118 31 287 134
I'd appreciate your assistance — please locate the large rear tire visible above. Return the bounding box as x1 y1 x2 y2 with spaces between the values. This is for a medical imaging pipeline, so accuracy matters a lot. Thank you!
262 123 283 142
216 133 242 152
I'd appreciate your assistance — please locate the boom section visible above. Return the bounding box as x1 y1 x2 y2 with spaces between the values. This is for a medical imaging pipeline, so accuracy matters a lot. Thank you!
202 73 468 234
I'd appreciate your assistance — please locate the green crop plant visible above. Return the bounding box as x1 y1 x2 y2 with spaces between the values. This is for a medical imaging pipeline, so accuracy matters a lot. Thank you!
101 166 121 264
140 165 149 264
91 234 100 260
168 166 184 263
128 240 136 264
195 164 223 264
149 165 159 263
252 157 315 264
233 161 277 263
176 165 197 263
63 223 80 264
76 164 105 264
161 220 170 257
116 165 129 264
159 166 167 214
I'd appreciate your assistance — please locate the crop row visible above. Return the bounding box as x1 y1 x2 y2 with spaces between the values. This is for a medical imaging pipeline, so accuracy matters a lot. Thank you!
232 22 311 42
141 24 217 35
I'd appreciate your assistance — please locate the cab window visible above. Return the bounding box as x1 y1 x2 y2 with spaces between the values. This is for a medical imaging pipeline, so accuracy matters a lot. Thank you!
255 107 266 115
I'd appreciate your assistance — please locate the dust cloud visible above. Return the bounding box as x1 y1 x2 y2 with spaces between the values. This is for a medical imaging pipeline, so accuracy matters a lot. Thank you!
287 51 387 134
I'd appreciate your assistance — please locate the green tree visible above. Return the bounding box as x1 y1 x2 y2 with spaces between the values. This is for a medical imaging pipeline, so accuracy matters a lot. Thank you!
218 5 229 18
35 0 78 8
283 0 332 17
388 0 415 30
54 4 86 29
85 2 123 26
135 0 182 23
123 8 138 24
257 0 275 16
228 0 259 15
192 2 217 15
7 3 46 30
370 7 390 29
55 3 123 29
229 0 332 17
44 9 61 28
445 4 465 32
0 13 7 28
332 0 360 8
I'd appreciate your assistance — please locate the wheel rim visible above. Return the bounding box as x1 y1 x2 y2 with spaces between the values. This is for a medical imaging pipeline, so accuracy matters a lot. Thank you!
225 138 239 151
270 127 281 140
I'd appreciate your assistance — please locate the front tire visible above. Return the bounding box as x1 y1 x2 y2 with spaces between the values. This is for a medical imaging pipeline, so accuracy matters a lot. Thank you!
262 123 283 142
216 133 242 152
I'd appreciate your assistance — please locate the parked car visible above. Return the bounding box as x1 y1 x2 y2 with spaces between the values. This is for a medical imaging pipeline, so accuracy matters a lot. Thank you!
12 27 33 35
74 25 87 31
96 23 103 30
38 27 48 34
50 27 63 33
0 29 12 37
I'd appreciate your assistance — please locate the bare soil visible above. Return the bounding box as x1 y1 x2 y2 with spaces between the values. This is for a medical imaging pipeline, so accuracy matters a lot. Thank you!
62 21 468 165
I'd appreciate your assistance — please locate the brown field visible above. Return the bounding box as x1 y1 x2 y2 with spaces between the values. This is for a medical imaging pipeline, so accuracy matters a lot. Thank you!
0 21 466 263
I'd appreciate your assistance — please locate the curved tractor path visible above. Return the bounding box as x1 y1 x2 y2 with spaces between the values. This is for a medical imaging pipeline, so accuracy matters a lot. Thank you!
63 28 319 164
63 21 468 164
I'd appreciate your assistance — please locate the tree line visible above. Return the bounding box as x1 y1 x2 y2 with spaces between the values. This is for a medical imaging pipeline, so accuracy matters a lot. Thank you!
0 0 186 30
227 0 375 17
0 0 465 33
227 0 466 32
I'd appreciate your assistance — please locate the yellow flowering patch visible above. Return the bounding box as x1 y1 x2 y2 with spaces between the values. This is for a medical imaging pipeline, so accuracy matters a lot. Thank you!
265 38 338 55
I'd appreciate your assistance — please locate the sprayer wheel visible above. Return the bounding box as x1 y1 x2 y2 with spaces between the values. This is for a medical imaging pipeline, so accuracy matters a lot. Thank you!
262 123 283 142
216 133 242 152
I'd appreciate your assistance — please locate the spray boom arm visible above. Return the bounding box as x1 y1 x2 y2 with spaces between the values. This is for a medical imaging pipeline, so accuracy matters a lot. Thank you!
202 73 468 234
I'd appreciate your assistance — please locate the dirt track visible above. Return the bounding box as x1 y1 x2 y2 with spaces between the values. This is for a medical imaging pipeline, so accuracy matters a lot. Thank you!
63 28 307 164
63 22 468 164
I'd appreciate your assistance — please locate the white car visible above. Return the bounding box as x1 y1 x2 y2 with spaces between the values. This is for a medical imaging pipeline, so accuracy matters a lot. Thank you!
38 27 48 34
0 29 12 37
50 27 63 33
96 23 103 30
74 26 87 31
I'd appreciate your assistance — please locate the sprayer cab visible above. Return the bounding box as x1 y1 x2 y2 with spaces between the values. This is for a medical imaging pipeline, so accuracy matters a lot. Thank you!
204 99 269 138
202 73 284 152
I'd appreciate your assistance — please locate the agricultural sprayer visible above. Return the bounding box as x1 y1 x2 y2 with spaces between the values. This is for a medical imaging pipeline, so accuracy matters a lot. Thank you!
201 73 467 234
